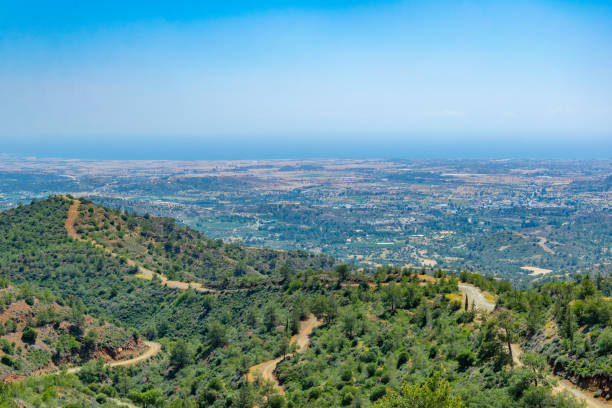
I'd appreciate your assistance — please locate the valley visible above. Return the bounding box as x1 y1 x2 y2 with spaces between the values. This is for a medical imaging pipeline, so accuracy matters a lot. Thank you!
1 157 609 287
0 193 608 407
3 1 610 406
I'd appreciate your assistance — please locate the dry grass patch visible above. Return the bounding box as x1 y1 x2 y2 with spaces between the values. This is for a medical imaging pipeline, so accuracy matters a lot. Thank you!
521 266 553 276
446 293 463 303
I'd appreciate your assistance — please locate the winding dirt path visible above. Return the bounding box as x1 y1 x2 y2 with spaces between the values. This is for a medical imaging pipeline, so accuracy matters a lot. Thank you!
65 340 162 374
537 236 555 254
39 341 161 408
66 199 609 406
460 284 610 407
553 379 609 408
247 314 322 394
65 200 80 240
65 198 220 294
509 343 608 407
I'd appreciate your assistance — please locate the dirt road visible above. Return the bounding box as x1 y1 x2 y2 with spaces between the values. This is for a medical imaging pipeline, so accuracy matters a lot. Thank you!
461 284 609 407
247 356 285 392
509 342 608 408
248 314 322 394
537 236 555 254
554 379 609 408
65 198 220 294
292 314 323 352
66 341 161 374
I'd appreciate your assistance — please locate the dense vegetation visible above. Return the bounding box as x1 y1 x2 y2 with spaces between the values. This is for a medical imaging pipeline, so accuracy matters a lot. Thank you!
74 199 334 283
0 197 608 407
0 277 138 378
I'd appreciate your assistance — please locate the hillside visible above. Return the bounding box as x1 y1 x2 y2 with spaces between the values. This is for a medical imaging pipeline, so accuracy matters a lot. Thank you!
0 197 609 408
0 278 148 380
72 198 335 283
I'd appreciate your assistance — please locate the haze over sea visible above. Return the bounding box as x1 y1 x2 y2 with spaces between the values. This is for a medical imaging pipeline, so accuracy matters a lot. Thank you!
2 1 611 160
2 133 611 160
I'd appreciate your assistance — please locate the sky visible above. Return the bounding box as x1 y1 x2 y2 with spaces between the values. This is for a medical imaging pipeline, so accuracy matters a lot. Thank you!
1 0 611 159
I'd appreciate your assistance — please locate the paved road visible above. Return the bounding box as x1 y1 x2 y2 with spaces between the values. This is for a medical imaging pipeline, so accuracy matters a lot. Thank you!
458 283 495 312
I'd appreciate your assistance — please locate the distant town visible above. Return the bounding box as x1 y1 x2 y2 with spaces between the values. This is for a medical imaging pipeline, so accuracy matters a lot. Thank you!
1 156 610 286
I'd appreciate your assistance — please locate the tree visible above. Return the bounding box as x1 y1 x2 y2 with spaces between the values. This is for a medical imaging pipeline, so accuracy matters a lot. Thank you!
263 304 279 332
526 301 544 337
112 366 133 397
577 275 597 299
496 309 519 364
372 372 465 408
291 294 309 320
519 353 548 387
234 382 256 408
596 327 612 355
560 304 577 343
234 262 248 277
278 336 290 358
267 394 286 408
21 326 37 344
520 386 550 408
206 320 227 348
246 307 258 328
168 398 197 408
280 265 292 287
129 388 164 408
69 307 86 332
170 339 192 369
78 357 108 384
341 310 359 337
477 317 511 370
311 295 338 324
456 349 476 371
383 282 402 313
82 329 98 352
336 264 350 283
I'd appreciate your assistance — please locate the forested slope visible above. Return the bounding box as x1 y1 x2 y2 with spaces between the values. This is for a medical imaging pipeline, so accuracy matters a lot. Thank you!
0 197 608 407
73 198 334 282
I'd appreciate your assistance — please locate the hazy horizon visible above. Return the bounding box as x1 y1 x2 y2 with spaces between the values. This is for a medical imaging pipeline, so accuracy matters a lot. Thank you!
1 133 611 160
1 1 611 159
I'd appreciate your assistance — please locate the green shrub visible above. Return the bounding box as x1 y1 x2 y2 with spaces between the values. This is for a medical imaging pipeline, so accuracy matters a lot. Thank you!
397 351 408 368
456 349 476 371
0 339 14 355
360 350 377 363
596 328 612 355
341 386 358 406
21 326 38 344
27 349 50 368
370 385 386 401
308 387 321 400
267 394 286 408
366 364 377 377
302 376 317 390
1 355 20 369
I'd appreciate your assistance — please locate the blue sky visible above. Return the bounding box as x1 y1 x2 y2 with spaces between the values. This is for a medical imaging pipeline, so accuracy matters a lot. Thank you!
1 0 611 159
